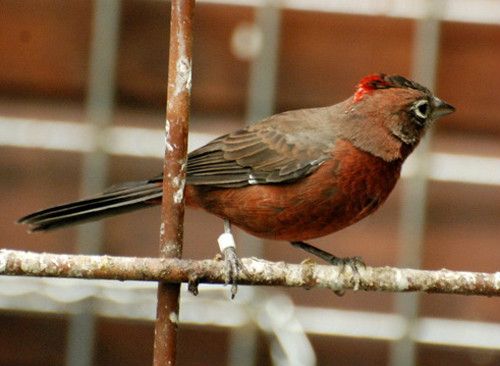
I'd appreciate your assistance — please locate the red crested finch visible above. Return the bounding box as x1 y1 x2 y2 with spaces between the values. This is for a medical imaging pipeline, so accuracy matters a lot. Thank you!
19 74 455 292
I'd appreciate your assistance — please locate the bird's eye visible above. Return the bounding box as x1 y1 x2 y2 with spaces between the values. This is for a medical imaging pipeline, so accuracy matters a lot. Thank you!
412 100 430 121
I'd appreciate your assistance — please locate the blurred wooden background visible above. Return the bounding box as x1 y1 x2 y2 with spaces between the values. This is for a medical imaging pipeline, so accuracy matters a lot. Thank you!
0 1 499 365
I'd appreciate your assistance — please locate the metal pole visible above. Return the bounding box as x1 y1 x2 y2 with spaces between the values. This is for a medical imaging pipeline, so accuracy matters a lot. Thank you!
228 4 282 366
153 1 195 365
65 1 121 366
245 3 282 122
390 1 444 365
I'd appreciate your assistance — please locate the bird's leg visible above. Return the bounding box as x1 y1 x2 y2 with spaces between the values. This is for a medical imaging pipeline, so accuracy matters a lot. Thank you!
290 241 365 272
218 219 244 298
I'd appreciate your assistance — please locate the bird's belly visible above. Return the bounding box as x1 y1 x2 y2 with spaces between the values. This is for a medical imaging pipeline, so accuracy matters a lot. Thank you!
187 141 401 241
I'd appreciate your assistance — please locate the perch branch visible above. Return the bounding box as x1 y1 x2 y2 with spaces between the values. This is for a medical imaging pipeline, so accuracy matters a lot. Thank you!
0 249 499 296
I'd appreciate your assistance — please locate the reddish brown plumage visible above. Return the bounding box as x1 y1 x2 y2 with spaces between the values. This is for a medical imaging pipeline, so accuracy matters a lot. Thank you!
19 74 455 247
186 139 401 240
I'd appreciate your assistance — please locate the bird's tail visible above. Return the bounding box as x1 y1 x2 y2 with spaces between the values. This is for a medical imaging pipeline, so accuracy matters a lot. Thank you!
18 181 163 232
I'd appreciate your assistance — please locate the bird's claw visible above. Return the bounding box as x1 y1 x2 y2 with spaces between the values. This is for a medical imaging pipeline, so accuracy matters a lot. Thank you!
290 241 366 295
291 240 365 273
223 247 244 299
327 255 365 293
328 255 366 274
187 276 200 296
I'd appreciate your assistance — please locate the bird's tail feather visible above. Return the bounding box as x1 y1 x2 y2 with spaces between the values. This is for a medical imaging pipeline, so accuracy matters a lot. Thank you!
18 181 162 232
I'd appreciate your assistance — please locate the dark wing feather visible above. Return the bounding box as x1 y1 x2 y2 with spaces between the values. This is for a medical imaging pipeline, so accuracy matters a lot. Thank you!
18 106 342 231
185 107 337 188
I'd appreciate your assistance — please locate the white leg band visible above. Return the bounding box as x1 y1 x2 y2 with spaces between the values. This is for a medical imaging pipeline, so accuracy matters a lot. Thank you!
218 232 236 252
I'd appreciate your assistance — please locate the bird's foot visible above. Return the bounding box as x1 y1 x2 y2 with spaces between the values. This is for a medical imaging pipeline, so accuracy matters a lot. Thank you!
291 241 365 268
328 256 366 274
291 241 365 294
218 220 245 299
187 276 200 296
222 246 244 299
320 256 366 295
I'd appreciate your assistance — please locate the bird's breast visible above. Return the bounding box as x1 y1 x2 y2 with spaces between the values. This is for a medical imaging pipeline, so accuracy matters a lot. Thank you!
186 140 402 241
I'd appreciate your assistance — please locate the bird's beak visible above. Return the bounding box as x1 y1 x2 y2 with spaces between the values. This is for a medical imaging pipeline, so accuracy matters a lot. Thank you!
432 97 455 118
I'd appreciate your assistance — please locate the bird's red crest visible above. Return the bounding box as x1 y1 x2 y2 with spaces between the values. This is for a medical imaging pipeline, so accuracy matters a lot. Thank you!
353 74 392 102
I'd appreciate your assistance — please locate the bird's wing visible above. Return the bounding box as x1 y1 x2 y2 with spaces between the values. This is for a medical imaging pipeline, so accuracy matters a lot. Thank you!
183 108 337 188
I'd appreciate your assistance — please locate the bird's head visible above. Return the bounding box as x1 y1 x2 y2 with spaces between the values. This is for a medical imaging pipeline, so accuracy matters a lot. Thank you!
352 74 455 147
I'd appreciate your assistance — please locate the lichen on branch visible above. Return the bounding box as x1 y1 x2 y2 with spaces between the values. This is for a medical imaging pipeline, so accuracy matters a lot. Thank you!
0 249 499 297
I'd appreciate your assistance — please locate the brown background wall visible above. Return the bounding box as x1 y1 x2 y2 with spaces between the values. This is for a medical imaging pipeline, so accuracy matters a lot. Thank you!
0 1 499 365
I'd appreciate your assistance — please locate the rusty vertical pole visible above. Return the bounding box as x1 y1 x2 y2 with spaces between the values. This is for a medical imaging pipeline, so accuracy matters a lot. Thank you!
153 0 195 365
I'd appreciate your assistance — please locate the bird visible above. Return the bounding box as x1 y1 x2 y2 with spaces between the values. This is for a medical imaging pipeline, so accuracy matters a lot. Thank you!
19 73 455 295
